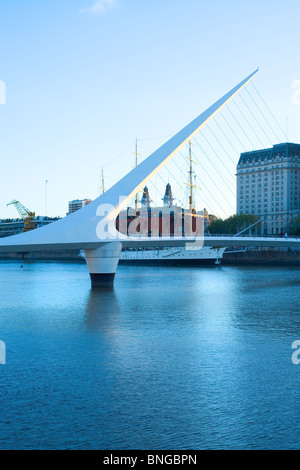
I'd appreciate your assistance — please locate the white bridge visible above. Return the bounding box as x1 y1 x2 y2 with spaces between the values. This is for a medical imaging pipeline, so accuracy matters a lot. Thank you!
1 68 299 287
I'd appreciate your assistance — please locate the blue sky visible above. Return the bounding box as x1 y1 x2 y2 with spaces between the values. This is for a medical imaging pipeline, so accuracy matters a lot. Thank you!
0 0 300 219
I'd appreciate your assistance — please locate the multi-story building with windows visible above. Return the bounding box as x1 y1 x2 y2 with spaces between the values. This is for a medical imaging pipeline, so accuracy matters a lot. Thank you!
236 143 300 235
67 199 92 216
0 217 60 238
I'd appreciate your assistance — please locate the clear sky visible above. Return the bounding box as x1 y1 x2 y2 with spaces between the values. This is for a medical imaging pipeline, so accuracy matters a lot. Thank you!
0 0 300 219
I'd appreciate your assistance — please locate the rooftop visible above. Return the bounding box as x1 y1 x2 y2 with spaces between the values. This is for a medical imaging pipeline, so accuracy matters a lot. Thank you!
237 143 300 166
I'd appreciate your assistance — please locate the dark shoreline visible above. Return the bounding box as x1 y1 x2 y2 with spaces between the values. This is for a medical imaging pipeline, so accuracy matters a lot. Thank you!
222 249 300 266
0 250 84 262
0 248 300 266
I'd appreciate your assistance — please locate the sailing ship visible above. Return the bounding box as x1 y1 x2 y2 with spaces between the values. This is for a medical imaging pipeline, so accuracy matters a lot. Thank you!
119 245 225 267
115 140 226 266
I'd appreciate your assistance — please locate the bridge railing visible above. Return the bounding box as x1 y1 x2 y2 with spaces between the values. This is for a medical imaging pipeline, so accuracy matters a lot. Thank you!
206 233 300 239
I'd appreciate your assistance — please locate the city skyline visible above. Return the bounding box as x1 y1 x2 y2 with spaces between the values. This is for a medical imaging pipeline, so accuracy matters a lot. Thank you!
1 0 300 219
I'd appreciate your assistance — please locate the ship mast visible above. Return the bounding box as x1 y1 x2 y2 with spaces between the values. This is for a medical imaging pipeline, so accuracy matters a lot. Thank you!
189 141 194 210
101 166 105 194
185 141 200 211
135 138 140 214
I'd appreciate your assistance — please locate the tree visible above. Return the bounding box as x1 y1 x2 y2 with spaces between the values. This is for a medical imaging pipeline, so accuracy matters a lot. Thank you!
288 217 300 236
208 214 260 235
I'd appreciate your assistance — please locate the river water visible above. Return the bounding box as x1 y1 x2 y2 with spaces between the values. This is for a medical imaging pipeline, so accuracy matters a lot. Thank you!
0 261 300 450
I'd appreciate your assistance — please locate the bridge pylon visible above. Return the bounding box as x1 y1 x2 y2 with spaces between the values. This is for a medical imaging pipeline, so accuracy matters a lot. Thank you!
84 242 122 288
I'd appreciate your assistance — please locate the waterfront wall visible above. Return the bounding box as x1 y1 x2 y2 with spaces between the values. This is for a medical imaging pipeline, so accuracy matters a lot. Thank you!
0 250 84 262
223 249 300 266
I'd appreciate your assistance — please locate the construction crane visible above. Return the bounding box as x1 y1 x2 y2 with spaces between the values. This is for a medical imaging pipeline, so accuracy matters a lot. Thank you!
7 200 36 232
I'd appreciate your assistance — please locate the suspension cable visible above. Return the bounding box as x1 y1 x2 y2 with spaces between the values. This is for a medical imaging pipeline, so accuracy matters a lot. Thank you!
250 82 286 140
244 86 281 143
232 98 265 148
238 91 274 147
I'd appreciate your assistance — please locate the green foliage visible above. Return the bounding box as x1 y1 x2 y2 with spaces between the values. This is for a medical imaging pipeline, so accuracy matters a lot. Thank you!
288 217 300 236
208 214 260 235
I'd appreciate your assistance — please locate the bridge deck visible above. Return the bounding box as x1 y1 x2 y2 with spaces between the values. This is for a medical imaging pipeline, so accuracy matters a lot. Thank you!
0 236 299 253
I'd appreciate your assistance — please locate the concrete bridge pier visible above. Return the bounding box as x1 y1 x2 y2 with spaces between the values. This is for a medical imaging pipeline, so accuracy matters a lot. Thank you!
84 242 122 288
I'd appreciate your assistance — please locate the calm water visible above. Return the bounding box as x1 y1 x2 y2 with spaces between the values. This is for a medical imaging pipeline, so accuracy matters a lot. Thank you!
0 261 300 450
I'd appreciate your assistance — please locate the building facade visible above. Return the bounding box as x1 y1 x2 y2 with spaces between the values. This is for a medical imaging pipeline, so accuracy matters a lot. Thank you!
67 199 92 215
0 217 60 238
236 143 300 235
116 184 207 237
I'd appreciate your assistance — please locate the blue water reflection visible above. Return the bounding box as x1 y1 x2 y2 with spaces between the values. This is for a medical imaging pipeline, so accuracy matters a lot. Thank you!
0 261 300 449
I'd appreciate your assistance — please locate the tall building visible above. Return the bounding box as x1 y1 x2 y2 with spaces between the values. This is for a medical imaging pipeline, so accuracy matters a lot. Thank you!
67 199 92 215
236 143 300 235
